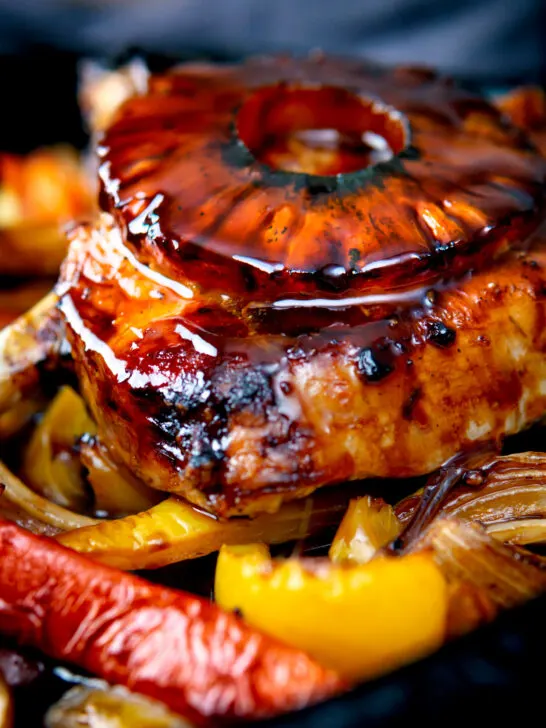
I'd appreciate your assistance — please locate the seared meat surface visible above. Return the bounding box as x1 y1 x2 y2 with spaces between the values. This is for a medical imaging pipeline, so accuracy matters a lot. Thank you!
59 217 546 516
57 57 546 517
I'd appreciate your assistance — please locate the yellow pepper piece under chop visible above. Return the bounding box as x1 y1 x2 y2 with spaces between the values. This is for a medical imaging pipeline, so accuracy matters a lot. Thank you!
79 436 160 517
22 385 97 510
57 491 347 570
329 496 401 565
215 544 447 681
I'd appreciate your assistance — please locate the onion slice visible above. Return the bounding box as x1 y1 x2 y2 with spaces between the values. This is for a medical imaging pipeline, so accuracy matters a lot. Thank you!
412 517 546 637
45 684 191 728
396 452 546 546
0 292 61 414
0 460 97 533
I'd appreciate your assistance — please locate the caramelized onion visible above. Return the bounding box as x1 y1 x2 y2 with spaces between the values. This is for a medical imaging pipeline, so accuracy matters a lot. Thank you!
45 684 190 728
396 452 546 546
0 460 97 533
486 519 546 545
412 518 546 637
0 292 61 415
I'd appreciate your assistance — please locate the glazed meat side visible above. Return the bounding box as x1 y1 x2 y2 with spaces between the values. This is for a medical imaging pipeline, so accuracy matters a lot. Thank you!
58 217 546 516
55 57 546 517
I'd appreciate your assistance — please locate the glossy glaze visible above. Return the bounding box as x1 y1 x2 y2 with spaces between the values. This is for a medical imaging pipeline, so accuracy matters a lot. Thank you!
99 56 546 302
57 59 546 516
59 215 546 516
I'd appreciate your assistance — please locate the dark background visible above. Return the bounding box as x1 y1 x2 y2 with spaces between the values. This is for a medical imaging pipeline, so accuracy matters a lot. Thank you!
1 0 545 152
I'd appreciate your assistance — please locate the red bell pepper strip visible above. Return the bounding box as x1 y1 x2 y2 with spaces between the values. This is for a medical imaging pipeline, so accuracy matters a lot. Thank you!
0 520 343 725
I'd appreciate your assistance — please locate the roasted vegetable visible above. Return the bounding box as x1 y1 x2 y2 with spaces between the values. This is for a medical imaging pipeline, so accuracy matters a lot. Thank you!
411 518 546 638
0 520 342 724
495 86 546 154
21 386 159 516
396 453 546 547
0 293 61 415
79 435 161 517
215 543 447 680
46 684 191 728
329 496 401 565
22 386 96 511
414 518 546 610
0 460 97 533
0 397 44 439
0 148 93 277
57 489 348 569
79 61 149 134
0 279 53 330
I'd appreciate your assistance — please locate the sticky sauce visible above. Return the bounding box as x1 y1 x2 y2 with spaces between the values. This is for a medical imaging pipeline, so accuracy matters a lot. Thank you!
98 56 546 303
57 56 546 514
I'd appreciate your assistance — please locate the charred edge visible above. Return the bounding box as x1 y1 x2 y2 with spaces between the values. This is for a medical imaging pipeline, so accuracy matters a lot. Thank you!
219 135 412 197
357 342 395 383
222 367 275 414
426 320 457 348
240 266 258 293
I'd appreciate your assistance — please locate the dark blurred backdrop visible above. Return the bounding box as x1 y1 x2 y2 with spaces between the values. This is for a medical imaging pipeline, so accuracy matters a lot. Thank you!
0 0 545 151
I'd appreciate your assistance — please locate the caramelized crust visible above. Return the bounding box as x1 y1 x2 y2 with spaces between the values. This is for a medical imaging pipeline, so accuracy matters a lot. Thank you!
57 58 546 516
59 217 546 516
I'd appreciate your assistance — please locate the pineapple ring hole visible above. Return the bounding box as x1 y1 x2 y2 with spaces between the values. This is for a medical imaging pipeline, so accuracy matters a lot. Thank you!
236 84 409 176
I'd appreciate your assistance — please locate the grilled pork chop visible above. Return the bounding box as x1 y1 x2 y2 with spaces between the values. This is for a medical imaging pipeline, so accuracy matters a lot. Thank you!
57 57 546 516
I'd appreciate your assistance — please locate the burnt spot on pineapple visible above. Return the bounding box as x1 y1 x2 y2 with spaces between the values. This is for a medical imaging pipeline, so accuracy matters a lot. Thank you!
426 320 457 348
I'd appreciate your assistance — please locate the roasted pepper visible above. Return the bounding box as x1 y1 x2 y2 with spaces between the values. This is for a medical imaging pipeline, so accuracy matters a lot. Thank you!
329 496 401 564
215 544 447 681
0 148 93 277
22 386 96 511
22 387 158 517
57 489 348 569
0 520 342 725
78 435 160 516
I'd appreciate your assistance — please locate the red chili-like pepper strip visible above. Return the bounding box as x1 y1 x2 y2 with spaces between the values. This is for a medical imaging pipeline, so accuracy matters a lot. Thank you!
0 520 343 725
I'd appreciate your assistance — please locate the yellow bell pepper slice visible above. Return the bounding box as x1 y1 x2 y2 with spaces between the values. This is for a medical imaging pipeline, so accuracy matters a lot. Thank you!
329 496 401 564
79 436 161 517
22 385 96 510
21 386 158 517
215 544 447 681
57 491 348 570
